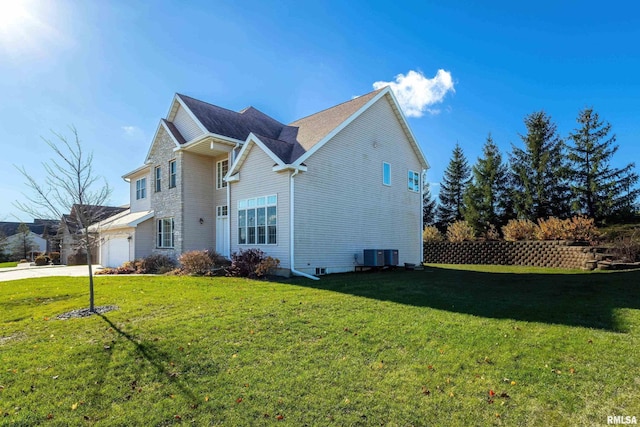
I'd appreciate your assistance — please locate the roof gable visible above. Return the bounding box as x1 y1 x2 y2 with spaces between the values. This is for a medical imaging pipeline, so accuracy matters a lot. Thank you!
289 88 384 151
291 87 429 169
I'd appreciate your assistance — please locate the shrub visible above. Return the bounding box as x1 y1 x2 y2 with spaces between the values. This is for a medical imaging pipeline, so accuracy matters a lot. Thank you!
446 220 475 242
483 224 501 241
611 230 640 262
34 255 48 266
254 256 281 277
423 226 444 242
227 248 280 278
536 217 568 240
48 252 61 265
179 250 214 276
139 253 176 274
502 219 539 241
564 215 600 242
68 252 88 266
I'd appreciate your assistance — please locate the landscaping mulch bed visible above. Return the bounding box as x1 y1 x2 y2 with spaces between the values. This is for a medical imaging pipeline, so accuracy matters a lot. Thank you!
56 305 119 320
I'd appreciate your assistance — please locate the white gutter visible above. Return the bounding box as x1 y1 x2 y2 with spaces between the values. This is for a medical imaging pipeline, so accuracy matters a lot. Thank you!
289 168 320 280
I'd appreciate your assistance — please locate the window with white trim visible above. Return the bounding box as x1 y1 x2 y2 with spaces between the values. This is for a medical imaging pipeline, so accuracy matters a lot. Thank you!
217 205 228 217
155 166 161 192
217 159 228 189
238 195 277 245
382 162 391 186
408 170 420 192
157 218 174 248
169 160 176 188
136 178 146 200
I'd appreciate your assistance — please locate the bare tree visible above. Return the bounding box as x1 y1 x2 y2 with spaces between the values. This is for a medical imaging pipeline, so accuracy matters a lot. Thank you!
15 127 111 312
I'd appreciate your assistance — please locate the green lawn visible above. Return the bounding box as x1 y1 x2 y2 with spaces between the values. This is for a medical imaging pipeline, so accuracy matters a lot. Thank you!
1 266 639 426
0 262 18 268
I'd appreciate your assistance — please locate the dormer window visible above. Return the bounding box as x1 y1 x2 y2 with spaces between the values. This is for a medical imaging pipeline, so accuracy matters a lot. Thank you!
136 178 147 200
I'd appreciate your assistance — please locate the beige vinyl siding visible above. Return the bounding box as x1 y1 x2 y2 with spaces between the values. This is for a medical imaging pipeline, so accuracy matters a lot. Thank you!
174 105 204 142
134 219 155 259
229 144 290 269
181 152 215 252
293 95 423 274
129 169 151 213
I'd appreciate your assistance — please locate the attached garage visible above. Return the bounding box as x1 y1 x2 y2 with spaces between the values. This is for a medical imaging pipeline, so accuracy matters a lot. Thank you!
90 209 154 268
100 236 130 268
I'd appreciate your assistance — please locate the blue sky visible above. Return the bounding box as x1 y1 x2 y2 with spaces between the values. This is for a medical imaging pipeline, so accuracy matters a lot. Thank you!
1 0 639 221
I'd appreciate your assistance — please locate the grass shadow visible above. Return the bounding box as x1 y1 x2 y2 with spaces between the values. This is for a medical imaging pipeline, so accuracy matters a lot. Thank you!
98 314 199 402
286 267 640 332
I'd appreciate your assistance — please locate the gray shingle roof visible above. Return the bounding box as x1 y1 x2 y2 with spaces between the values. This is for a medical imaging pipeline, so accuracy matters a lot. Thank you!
162 119 187 144
63 205 128 233
177 95 286 142
174 88 384 164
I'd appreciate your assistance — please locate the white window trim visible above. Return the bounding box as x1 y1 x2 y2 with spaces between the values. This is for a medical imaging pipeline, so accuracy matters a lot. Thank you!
136 178 146 200
382 162 391 186
169 160 177 189
155 166 161 192
238 195 277 246
157 218 175 248
408 170 420 193
216 159 228 189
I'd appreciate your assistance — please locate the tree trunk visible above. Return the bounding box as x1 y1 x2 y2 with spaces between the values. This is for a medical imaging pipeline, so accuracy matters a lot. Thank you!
84 232 95 312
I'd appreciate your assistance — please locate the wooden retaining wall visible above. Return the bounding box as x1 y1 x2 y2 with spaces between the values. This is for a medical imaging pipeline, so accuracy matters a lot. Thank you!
423 241 595 269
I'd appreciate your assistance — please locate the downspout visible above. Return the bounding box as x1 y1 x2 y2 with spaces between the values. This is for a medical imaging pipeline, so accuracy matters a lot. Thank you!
226 151 232 259
420 169 426 265
289 168 320 280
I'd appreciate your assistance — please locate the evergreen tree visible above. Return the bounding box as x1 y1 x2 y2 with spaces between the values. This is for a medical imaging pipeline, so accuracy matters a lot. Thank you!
463 134 510 233
567 107 639 222
422 179 437 227
437 143 471 225
510 111 570 220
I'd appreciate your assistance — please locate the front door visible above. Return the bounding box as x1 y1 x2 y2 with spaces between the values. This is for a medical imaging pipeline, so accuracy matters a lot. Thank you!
216 205 229 257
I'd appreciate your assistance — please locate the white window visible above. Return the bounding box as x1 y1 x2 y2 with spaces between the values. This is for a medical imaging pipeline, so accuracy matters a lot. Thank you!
155 166 161 192
157 218 174 248
408 170 420 192
217 159 228 189
383 162 391 186
136 178 146 200
217 205 228 217
238 195 277 245
169 160 176 188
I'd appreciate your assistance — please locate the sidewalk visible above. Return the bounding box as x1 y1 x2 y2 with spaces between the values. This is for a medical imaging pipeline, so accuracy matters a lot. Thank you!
0 264 104 282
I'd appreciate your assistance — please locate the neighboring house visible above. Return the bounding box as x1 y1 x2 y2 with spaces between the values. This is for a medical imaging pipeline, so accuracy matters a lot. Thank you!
96 87 430 276
59 204 127 265
0 219 58 260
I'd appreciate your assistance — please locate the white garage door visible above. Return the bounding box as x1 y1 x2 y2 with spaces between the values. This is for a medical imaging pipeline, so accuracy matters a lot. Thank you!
101 237 130 268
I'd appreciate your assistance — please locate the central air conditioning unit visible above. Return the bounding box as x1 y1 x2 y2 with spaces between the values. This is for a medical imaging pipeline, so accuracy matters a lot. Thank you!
363 249 384 267
383 249 399 266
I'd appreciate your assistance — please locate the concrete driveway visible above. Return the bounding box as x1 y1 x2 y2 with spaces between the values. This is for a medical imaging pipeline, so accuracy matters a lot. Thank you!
0 264 104 282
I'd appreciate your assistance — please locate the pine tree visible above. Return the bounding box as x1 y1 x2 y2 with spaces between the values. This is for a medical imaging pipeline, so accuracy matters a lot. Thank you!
510 111 570 220
423 179 437 227
463 134 510 233
437 143 470 225
567 108 639 222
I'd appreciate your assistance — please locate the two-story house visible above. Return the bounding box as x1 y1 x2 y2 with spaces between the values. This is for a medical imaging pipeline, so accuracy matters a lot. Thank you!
94 87 429 277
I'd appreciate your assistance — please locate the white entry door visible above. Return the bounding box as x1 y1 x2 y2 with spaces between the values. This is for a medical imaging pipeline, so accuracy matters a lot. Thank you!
216 205 229 257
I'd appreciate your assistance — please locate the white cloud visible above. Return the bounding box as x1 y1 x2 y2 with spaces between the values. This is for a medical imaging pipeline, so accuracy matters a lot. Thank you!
373 69 455 118
122 126 140 136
